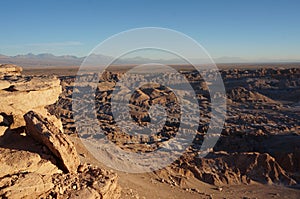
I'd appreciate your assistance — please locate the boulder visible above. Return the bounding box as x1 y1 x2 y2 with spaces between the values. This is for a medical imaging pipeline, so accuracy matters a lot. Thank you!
24 111 80 173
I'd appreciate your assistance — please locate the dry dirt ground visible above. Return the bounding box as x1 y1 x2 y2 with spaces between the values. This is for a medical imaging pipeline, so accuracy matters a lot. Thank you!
71 135 300 199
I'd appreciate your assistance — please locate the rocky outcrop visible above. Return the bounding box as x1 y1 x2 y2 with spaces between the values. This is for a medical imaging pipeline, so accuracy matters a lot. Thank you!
0 75 62 129
0 147 61 178
0 173 54 199
200 152 295 185
24 111 80 173
0 126 121 199
0 159 121 199
0 64 22 77
228 87 278 104
164 151 296 187
0 65 121 199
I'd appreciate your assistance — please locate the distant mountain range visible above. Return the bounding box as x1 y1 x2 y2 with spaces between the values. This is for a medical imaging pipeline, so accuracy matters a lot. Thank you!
0 53 299 67
0 53 84 67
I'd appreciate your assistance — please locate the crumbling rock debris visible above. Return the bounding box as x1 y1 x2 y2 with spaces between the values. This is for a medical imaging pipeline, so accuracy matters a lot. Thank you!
43 164 121 199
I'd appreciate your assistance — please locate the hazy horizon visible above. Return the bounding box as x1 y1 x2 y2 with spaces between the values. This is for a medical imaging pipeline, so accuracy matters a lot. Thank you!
1 52 300 66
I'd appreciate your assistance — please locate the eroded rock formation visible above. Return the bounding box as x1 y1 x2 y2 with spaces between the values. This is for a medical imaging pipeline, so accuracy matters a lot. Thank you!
48 67 299 191
24 111 80 173
0 64 22 77
0 65 121 199
0 75 62 129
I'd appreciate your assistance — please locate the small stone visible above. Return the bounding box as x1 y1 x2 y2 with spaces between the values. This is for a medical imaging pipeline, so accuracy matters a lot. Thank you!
20 131 26 136
0 126 8 136
59 187 64 194
77 164 85 173
72 184 77 190
79 153 86 157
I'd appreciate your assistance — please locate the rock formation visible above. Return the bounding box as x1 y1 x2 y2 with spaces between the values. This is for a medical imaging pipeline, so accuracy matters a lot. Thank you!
0 74 62 129
188 152 295 186
0 65 121 199
24 111 80 173
228 86 278 104
49 67 299 192
0 64 22 77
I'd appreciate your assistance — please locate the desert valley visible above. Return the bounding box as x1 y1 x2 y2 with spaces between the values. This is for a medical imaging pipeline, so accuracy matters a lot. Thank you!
0 63 299 198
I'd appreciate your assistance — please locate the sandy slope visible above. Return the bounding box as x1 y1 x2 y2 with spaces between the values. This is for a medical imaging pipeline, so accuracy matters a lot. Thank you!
69 135 300 199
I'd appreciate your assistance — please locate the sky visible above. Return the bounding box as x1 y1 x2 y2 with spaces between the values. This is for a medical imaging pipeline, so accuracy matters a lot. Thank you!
0 0 299 61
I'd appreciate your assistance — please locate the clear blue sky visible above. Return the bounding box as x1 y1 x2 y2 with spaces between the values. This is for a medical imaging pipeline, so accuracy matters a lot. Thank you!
0 0 299 61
